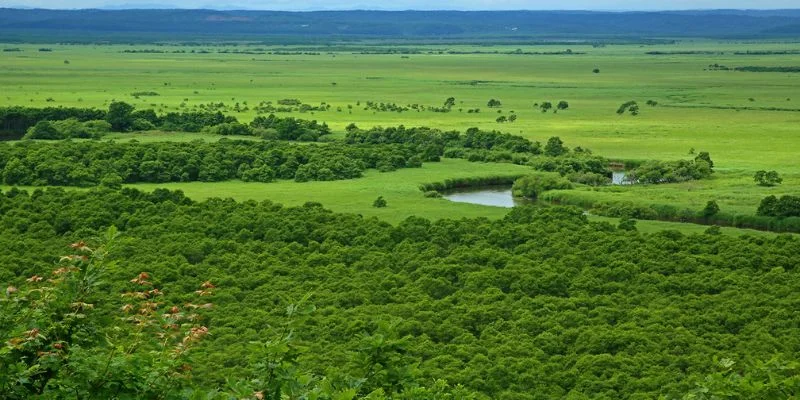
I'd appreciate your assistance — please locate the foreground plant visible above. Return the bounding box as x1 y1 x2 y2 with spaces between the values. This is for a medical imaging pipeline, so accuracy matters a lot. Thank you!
1 227 215 399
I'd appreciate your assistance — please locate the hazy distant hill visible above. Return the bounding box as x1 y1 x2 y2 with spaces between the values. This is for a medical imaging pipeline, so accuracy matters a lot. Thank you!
1 8 799 42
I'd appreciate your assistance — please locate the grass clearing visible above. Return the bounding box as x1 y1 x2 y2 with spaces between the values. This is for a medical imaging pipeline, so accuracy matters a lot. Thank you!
128 159 530 223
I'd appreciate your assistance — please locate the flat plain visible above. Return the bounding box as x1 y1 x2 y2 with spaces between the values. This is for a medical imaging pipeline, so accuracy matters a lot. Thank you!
2 40 799 230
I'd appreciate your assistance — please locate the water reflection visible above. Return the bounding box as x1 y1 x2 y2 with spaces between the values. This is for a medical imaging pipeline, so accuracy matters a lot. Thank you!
442 186 531 208
612 171 632 185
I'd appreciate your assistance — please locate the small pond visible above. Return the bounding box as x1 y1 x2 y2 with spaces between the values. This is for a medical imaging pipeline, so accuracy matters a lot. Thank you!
612 171 631 185
442 186 532 208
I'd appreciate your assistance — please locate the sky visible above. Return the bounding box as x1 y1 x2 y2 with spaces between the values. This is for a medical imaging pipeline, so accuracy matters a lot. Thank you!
1 0 798 11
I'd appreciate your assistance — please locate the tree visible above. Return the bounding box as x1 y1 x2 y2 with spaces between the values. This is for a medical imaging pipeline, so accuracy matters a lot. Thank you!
373 196 387 208
100 173 123 189
444 97 456 108
106 101 135 132
487 99 502 108
511 172 573 199
540 102 553 113
617 217 637 231
694 151 714 169
508 114 517 122
754 170 782 186
23 120 62 140
593 68 600 73
557 101 569 110
757 195 800 217
617 101 638 115
544 136 568 157
2 157 31 185
496 116 507 123
702 200 720 218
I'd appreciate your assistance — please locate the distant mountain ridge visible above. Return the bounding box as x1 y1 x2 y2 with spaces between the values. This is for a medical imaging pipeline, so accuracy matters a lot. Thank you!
1 8 800 41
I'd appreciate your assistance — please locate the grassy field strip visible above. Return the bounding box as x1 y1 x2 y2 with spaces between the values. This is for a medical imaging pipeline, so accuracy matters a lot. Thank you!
1 158 788 236
3 42 800 171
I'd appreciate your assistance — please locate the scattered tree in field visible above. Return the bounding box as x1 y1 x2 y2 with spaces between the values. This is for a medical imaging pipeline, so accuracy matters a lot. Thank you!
557 100 569 110
593 68 600 73
617 101 640 116
106 101 135 131
496 116 507 123
754 170 782 186
487 99 502 108
544 136 568 157
373 196 387 208
702 200 720 218
508 114 517 122
540 101 553 113
444 97 456 108
646 99 658 106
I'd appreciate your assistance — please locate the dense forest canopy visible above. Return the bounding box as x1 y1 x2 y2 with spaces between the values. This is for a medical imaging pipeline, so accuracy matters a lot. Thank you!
2 187 800 398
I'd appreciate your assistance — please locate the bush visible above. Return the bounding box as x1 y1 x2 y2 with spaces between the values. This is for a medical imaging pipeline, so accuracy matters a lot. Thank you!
373 196 387 208
544 136 568 157
702 200 720 218
131 118 156 131
512 173 573 199
203 122 253 136
23 120 61 139
568 172 611 186
617 217 637 231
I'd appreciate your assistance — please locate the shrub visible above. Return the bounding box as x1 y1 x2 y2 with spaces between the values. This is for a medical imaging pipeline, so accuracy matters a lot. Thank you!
512 173 573 199
702 200 720 218
373 196 387 208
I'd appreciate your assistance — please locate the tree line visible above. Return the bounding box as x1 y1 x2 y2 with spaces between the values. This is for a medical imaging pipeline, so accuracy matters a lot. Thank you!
0 140 423 186
1 102 332 141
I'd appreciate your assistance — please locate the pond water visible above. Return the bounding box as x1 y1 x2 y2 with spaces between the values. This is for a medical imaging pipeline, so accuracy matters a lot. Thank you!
612 171 630 185
442 186 531 208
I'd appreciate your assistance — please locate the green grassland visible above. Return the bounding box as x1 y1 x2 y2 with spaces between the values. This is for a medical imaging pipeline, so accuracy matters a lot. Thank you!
548 169 800 216
2 40 799 232
128 158 529 223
